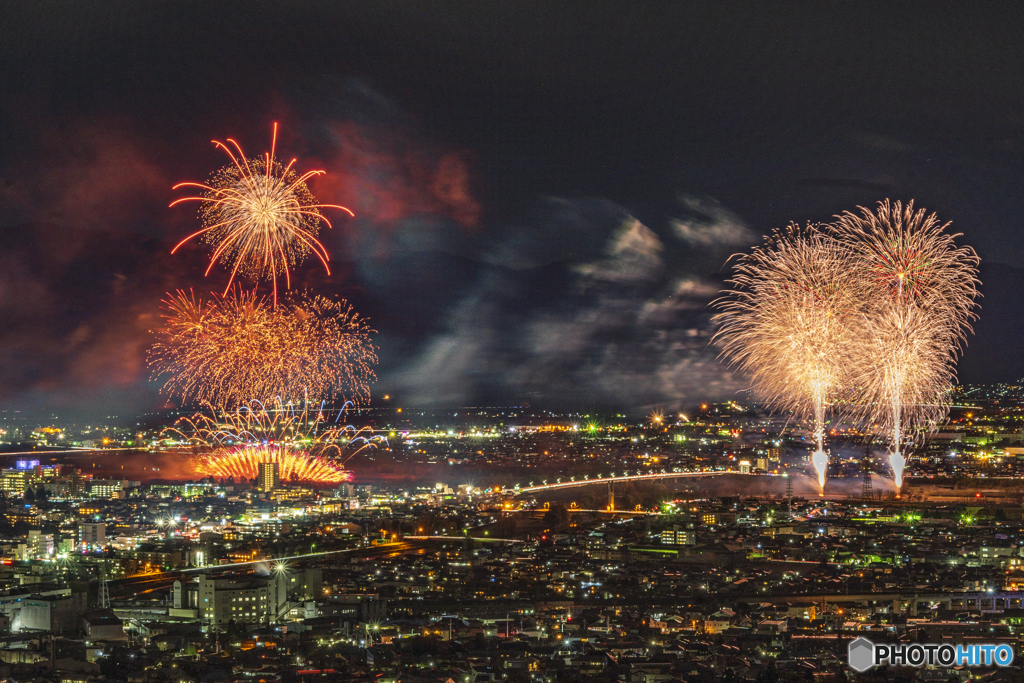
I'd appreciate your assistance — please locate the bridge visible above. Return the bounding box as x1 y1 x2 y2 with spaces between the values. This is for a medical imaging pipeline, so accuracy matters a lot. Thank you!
503 470 779 512
509 470 771 496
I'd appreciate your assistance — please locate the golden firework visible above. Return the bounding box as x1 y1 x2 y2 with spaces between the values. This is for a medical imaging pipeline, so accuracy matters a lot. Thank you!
713 223 861 490
197 445 354 484
148 289 377 408
162 399 387 484
833 200 980 488
171 123 353 301
715 203 980 493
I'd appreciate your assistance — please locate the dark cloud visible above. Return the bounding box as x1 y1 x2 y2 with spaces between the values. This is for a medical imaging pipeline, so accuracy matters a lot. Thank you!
384 198 749 412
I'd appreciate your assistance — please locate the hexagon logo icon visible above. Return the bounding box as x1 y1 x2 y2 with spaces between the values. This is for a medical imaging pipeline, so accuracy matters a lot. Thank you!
848 637 875 672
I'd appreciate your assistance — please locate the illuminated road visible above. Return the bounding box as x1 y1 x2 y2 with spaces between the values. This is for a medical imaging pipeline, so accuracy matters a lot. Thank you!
403 535 518 542
108 540 436 599
510 470 771 495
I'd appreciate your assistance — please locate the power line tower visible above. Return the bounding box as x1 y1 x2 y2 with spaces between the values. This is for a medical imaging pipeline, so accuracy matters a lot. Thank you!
861 440 874 501
98 564 111 610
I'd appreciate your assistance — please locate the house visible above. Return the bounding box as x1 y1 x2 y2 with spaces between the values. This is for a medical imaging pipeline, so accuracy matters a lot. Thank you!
704 609 736 634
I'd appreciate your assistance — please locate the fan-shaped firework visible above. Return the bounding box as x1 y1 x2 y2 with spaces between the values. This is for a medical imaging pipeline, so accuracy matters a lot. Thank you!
161 399 387 484
713 224 862 492
148 289 377 408
199 444 354 484
170 123 353 301
832 200 980 489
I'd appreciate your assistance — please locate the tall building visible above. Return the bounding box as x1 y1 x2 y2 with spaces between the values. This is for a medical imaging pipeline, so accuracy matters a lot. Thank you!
257 462 280 493
79 522 106 550
18 530 54 560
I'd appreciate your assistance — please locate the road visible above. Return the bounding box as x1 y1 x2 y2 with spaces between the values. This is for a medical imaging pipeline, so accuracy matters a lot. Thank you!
108 539 439 600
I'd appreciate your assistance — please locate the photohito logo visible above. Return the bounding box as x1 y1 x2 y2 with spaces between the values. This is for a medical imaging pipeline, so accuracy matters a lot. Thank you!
848 637 1014 672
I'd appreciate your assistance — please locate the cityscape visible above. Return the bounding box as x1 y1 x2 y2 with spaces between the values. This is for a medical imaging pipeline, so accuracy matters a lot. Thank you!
4 3 1024 683
0 388 1021 680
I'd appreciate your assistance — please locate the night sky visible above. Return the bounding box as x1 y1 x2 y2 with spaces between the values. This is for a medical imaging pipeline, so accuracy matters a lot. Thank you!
3 3 1024 421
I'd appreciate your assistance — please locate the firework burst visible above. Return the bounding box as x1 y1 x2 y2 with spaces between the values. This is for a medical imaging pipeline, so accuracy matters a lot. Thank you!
162 399 387 484
148 288 377 409
199 444 354 484
833 200 980 489
713 223 862 492
171 123 353 301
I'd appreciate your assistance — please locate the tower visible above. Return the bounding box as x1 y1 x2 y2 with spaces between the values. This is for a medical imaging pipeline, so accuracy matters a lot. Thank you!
607 482 615 512
785 474 793 519
98 563 111 610
861 442 874 500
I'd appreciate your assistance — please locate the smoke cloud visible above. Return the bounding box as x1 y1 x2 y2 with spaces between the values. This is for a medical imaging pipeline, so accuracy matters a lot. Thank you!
383 196 753 412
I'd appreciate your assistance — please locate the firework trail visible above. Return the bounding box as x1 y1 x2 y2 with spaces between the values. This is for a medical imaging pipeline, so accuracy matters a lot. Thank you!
832 200 980 490
161 398 387 484
148 289 377 409
713 224 861 492
170 123 353 302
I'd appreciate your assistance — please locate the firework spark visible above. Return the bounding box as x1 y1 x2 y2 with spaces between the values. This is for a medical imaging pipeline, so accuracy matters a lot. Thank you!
199 444 354 483
148 289 377 408
162 399 387 484
713 224 862 492
171 123 353 301
811 450 828 491
833 200 980 490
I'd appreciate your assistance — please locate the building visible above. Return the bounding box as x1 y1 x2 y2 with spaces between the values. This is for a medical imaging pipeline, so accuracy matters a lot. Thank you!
17 594 87 633
175 572 288 627
661 527 696 546
5 506 40 528
112 548 184 574
273 486 313 501
284 568 323 601
0 470 27 496
19 530 53 560
79 523 106 550
321 594 388 623
257 462 280 493
81 609 125 640
88 480 124 499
